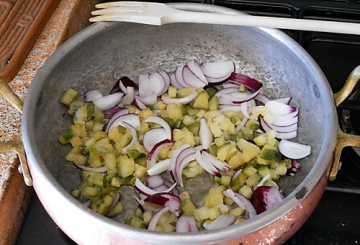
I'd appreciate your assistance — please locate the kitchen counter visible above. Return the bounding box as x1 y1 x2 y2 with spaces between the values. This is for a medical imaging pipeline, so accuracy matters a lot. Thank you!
0 0 99 244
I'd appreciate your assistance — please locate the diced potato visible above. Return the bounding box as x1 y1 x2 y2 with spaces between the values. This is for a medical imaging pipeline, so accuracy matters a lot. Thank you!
168 86 177 97
166 103 184 120
118 155 135 177
204 186 224 208
60 88 78 106
193 91 209 110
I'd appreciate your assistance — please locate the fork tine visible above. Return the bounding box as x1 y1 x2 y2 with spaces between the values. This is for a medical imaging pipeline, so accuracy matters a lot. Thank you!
92 7 142 16
89 14 162 25
95 1 143 9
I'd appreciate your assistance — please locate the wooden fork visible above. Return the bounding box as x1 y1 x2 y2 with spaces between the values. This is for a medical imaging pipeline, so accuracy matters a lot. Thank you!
90 1 360 35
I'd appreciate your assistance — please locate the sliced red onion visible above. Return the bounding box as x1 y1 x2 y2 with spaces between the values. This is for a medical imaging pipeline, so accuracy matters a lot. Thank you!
260 116 297 140
223 90 262 103
174 148 196 187
175 64 189 88
183 60 208 88
83 89 103 102
202 151 230 172
287 159 301 176
265 100 296 116
162 90 198 105
148 71 170 96
251 186 283 214
103 107 124 119
146 116 172 141
120 86 135 105
170 73 185 89
147 159 171 176
107 192 121 216
73 164 107 173
139 73 151 96
205 73 231 84
274 97 292 105
110 76 138 94
235 117 249 132
159 193 180 216
187 60 208 82
106 108 129 130
183 65 207 88
203 214 237 230
262 116 297 133
93 92 124 111
143 128 169 152
134 178 177 196
201 61 234 83
137 92 158 105
219 104 243 112
223 189 257 219
133 96 147 110
143 193 180 215
216 87 239 97
278 140 311 159
148 207 170 231
271 109 299 124
255 93 270 104
231 168 243 180
169 144 192 181
241 101 251 118
255 94 292 105
120 122 138 154
256 174 271 187
176 216 198 232
199 118 213 149
229 72 263 91
271 116 298 127
195 150 220 177
147 139 173 169
145 175 165 189
222 83 240 89
106 113 141 133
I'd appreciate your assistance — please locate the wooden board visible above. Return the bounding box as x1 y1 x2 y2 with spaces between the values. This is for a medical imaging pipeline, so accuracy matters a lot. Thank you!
0 0 61 82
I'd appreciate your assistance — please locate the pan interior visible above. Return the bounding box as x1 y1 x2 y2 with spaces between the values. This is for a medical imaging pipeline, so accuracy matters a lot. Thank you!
32 21 329 216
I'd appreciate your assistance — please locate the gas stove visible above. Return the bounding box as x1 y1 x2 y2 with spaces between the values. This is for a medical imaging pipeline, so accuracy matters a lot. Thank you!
15 1 360 244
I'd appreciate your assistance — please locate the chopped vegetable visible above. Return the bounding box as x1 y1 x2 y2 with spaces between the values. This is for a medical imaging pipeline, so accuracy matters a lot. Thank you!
59 59 311 232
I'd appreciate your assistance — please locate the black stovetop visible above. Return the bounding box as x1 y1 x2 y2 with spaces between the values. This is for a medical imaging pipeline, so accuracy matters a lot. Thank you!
15 1 360 244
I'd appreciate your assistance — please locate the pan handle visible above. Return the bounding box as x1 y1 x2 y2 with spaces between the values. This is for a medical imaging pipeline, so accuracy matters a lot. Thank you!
330 65 360 181
0 78 32 186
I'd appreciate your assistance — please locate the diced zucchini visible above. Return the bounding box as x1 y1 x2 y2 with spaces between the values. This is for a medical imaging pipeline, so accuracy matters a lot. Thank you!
177 87 195 97
243 165 257 177
275 162 287 176
204 186 224 208
260 145 277 160
239 185 253 199
118 155 135 178
229 207 245 216
108 201 124 218
245 174 260 187
60 89 78 106
59 128 74 144
193 91 209 110
228 151 245 169
166 103 184 120
257 165 271 178
216 143 232 161
70 189 81 199
68 101 84 116
81 186 101 199
208 95 219 111
168 86 177 97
